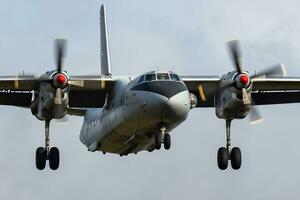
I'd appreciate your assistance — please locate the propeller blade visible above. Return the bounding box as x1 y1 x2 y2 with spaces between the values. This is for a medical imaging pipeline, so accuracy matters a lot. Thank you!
54 88 62 105
227 40 242 73
55 39 67 72
242 88 251 105
68 80 85 87
220 79 235 88
251 64 287 79
249 106 263 124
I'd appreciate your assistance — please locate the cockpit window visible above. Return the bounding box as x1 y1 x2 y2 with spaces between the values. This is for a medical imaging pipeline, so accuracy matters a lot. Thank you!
145 74 156 81
157 73 170 80
137 76 144 84
170 74 180 81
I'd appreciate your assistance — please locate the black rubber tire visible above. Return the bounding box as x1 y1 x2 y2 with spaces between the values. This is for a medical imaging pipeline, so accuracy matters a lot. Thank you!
230 147 242 170
147 147 155 152
49 147 60 170
163 134 171 150
155 133 162 150
217 147 229 170
35 147 47 170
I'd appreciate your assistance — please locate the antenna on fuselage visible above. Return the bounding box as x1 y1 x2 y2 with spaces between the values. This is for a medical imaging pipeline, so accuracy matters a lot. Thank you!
100 4 112 77
171 66 175 72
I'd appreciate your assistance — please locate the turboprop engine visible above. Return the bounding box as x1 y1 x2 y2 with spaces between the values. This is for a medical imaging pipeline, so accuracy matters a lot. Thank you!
215 40 286 123
31 39 70 120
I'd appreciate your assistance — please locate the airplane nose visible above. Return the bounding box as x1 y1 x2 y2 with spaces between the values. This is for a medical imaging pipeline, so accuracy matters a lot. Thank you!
163 91 190 122
132 81 190 126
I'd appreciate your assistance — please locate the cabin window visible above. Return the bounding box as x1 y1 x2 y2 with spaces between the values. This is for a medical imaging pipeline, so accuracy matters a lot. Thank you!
170 74 180 81
137 76 144 84
145 74 156 81
157 73 170 80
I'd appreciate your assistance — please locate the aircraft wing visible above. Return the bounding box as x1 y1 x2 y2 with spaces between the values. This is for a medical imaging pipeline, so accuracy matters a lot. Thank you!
181 76 220 107
68 75 115 107
182 76 300 107
0 75 116 108
0 75 39 91
0 75 38 107
251 77 300 105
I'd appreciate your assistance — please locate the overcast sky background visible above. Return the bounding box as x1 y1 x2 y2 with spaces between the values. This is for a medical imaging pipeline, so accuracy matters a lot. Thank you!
1 0 300 199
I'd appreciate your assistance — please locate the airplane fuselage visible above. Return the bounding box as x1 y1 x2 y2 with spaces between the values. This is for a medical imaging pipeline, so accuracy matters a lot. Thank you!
79 72 191 155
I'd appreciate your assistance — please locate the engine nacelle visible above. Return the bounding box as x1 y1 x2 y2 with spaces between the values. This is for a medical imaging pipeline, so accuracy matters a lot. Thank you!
215 90 251 119
33 72 70 120
215 71 252 119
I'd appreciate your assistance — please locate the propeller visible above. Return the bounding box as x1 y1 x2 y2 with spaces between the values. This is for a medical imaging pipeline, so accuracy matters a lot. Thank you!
53 39 68 105
228 40 242 74
227 40 286 80
55 39 67 73
226 40 286 123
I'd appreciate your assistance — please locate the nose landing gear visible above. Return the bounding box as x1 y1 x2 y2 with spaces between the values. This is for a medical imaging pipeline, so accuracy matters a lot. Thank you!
154 126 171 150
35 120 60 170
217 120 242 170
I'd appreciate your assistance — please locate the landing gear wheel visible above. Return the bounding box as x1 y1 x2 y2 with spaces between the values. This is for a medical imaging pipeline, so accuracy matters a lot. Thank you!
49 147 60 170
230 147 242 170
155 133 162 150
35 147 47 170
217 147 229 170
163 133 171 150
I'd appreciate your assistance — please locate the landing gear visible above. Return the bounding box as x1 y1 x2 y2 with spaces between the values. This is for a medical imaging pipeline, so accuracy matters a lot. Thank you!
35 147 47 170
154 126 171 150
49 147 60 170
163 133 171 150
154 132 162 150
230 147 241 170
217 120 242 170
217 147 229 170
35 120 60 170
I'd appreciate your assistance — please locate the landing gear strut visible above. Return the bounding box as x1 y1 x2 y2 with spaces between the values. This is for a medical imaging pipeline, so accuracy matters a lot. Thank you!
217 120 242 170
154 126 171 150
35 120 60 170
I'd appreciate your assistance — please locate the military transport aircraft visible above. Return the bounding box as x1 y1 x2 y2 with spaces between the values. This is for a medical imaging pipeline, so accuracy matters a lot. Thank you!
2 5 300 171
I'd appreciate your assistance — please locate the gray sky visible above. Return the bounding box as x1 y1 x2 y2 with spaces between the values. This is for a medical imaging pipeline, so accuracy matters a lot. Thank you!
1 0 300 199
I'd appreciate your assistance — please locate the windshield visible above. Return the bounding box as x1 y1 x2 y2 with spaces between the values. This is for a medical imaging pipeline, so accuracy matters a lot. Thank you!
137 76 144 84
145 74 156 81
157 73 170 80
170 74 180 81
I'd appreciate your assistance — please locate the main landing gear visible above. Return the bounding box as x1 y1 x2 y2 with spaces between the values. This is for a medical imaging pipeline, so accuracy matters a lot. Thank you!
217 120 242 170
154 126 171 150
35 120 60 170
